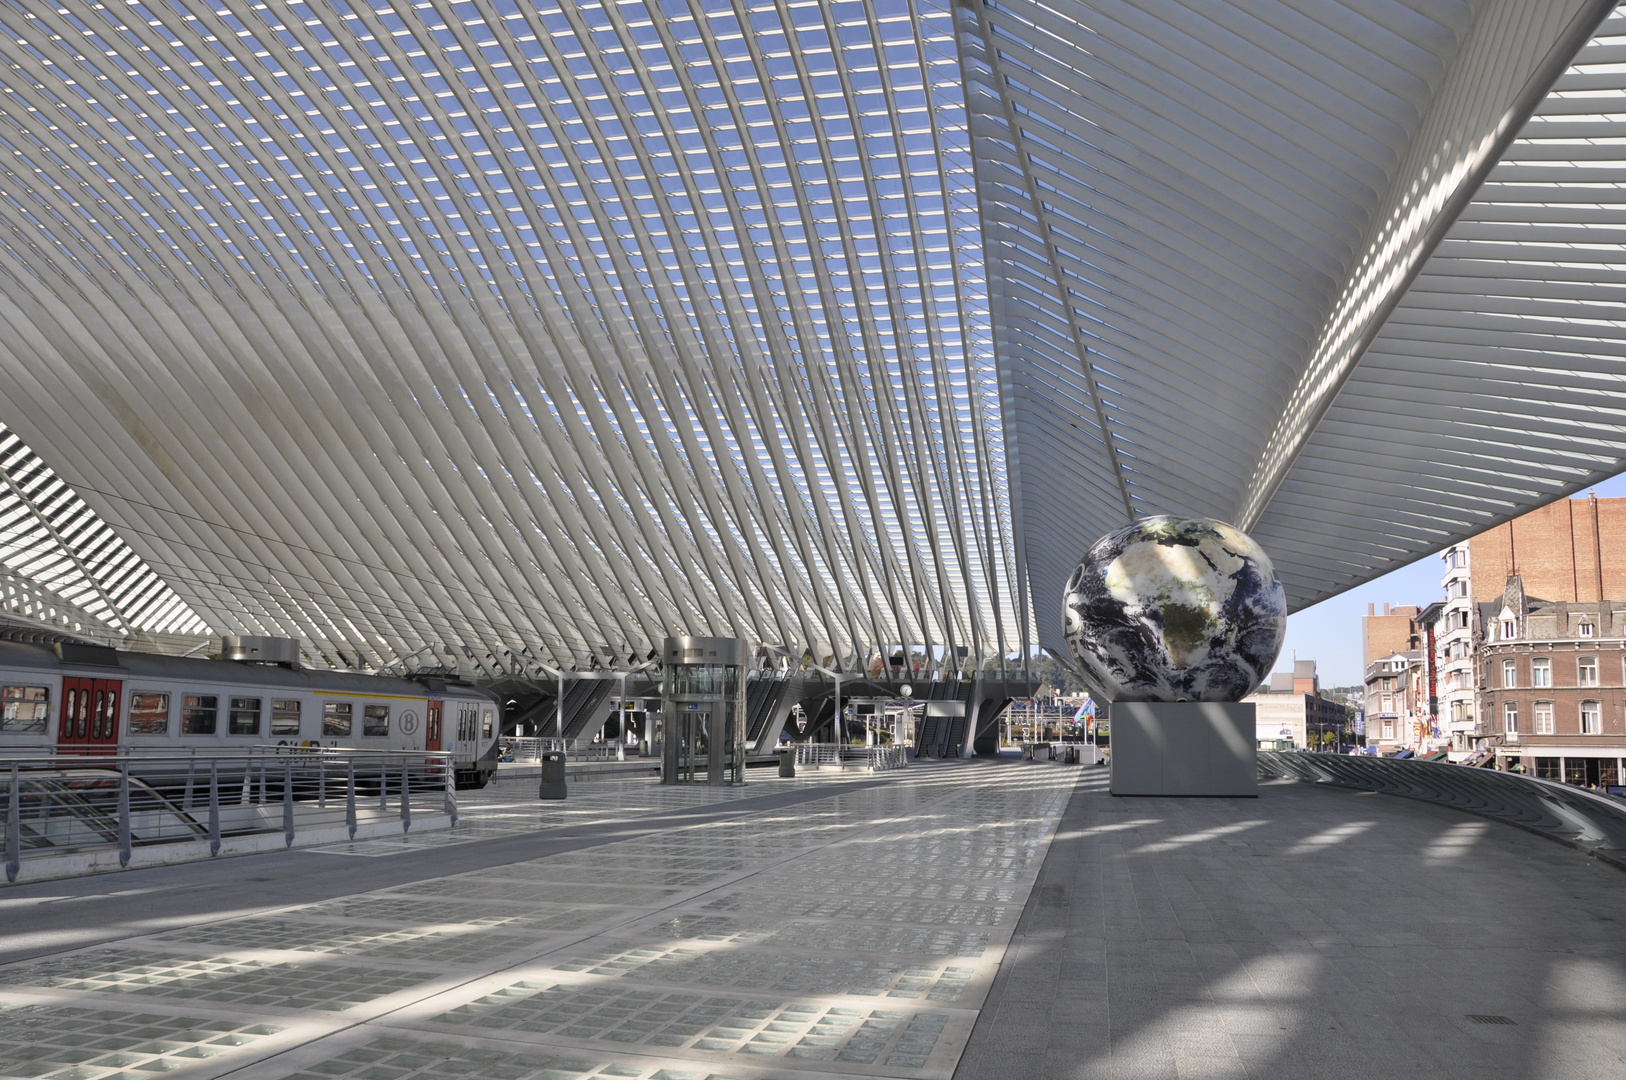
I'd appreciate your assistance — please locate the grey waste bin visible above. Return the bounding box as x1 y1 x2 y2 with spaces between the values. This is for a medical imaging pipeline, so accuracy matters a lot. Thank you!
778 748 795 778
538 751 567 800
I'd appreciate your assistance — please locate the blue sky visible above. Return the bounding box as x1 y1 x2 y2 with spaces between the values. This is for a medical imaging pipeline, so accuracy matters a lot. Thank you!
1281 472 1626 687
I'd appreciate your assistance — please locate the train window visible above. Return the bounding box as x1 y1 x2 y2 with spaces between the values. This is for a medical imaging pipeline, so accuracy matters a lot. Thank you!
271 699 301 736
128 692 169 735
0 686 49 733
229 697 262 736
482 709 494 740
181 695 218 735
363 704 389 737
323 702 352 736
458 705 476 742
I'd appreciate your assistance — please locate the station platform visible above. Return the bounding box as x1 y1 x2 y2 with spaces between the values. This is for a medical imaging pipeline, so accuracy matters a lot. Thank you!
0 760 1620 1079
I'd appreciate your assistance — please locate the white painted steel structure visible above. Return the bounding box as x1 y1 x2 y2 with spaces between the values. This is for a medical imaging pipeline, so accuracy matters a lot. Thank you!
965 0 1626 654
0 0 1015 675
4 0 1626 676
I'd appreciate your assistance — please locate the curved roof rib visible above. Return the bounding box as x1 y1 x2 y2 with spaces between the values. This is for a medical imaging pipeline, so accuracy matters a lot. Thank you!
0 0 1016 674
0 423 207 646
963 0 1620 649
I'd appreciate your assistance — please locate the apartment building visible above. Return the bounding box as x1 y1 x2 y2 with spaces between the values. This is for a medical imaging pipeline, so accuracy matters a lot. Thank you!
1478 574 1626 786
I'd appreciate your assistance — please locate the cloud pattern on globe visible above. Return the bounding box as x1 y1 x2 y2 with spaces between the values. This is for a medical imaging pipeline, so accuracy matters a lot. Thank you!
1063 516 1286 702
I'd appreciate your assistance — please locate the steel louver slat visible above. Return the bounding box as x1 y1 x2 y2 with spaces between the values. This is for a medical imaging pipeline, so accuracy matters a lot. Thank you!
0 0 1015 675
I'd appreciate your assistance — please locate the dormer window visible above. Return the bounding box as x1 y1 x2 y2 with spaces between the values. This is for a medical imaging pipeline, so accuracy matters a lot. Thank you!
1579 622 1595 638
1502 620 1516 639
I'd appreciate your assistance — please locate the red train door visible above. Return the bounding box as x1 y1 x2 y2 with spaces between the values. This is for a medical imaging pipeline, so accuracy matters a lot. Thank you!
426 700 442 752
58 677 121 755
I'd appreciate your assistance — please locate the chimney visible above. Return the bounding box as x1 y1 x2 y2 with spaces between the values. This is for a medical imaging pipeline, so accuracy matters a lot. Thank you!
1368 603 1375 616
1384 603 1390 616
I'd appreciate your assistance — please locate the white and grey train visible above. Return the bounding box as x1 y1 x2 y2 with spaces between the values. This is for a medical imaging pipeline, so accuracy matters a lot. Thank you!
0 637 501 787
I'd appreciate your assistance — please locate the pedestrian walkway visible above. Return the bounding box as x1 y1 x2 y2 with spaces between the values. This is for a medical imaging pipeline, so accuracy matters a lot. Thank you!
0 764 1075 1079
958 771 1626 1080
6 760 1620 1080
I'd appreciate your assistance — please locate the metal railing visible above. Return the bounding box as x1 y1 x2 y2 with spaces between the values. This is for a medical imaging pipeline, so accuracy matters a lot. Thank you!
2 747 456 882
503 736 645 763
790 743 909 771
868 746 908 771
1258 751 1626 869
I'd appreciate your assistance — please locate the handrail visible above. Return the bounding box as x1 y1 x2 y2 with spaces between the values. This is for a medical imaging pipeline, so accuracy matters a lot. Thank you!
1258 751 1626 870
501 736 638 763
0 747 457 883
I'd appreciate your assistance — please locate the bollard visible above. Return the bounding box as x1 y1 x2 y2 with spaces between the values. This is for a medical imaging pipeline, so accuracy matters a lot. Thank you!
778 748 795 778
538 751 567 800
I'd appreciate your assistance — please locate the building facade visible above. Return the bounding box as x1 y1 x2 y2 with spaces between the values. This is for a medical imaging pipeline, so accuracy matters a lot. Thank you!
1477 575 1626 786
1249 660 1351 750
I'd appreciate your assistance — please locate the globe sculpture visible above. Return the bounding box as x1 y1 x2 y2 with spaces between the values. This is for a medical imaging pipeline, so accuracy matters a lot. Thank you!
1063 516 1286 702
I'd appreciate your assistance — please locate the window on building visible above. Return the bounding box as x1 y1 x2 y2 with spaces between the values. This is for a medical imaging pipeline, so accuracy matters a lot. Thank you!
1504 702 1518 733
323 702 352 737
1459 610 1470 629
181 695 218 735
363 704 389 737
1382 720 1394 739
1579 621 1595 638
1532 658 1551 687
1381 694 1393 713
1579 657 1599 687
1535 702 1554 735
0 686 49 733
271 699 301 736
127 692 169 735
1502 620 1516 639
228 697 261 736
1581 701 1602 735
1502 659 1516 689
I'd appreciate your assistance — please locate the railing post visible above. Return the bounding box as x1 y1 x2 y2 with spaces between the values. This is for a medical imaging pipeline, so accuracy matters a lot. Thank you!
443 752 457 827
117 761 132 868
282 761 294 848
346 760 357 840
182 748 195 812
208 760 221 857
5 763 19 883
379 757 388 811
318 755 327 808
400 758 411 833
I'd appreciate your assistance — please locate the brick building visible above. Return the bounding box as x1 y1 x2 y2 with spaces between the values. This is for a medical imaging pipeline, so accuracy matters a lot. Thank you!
1464 494 1626 605
1248 660 1351 750
1477 574 1626 785
1360 602 1444 753
1363 650 1417 752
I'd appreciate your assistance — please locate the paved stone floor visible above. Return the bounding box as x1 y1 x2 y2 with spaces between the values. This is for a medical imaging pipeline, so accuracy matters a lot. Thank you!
959 769 1626 1080
3 762 1623 1080
0 764 1073 1080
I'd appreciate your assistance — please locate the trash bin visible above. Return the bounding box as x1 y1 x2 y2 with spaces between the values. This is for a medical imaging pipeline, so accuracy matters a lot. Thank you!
1021 743 1034 761
778 748 795 778
538 751 567 800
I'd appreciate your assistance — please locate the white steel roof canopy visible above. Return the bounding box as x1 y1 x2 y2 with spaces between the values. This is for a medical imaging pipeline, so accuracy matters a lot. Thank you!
0 0 1015 676
964 0 1626 656
1 0 1625 675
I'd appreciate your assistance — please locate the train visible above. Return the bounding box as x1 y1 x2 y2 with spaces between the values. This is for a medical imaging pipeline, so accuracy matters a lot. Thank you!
0 638 501 788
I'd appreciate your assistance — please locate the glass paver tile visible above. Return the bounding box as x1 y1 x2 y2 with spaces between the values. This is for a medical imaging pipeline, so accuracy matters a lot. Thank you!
2 768 1077 1080
0 1004 282 1079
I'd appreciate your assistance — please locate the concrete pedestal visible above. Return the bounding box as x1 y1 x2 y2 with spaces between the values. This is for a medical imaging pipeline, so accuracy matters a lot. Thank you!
1108 702 1257 797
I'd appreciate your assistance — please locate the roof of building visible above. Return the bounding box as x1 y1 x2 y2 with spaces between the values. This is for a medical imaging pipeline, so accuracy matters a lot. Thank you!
4 2 1626 677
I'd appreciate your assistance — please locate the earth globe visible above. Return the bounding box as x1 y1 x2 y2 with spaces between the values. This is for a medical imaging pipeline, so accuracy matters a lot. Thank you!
1062 515 1286 702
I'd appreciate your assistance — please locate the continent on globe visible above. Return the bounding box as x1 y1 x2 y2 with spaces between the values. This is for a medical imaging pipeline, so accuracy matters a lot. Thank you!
1062 516 1287 703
